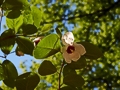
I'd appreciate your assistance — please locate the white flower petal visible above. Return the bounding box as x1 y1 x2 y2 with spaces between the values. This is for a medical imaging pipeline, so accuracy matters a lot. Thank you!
61 32 74 45
33 37 41 46
74 43 86 55
33 37 41 42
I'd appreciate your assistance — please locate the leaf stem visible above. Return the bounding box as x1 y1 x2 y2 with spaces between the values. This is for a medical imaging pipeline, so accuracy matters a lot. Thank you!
58 61 65 90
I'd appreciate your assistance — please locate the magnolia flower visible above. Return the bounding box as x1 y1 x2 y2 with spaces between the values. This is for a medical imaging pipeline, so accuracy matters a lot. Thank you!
61 32 86 63
61 32 74 46
33 37 42 46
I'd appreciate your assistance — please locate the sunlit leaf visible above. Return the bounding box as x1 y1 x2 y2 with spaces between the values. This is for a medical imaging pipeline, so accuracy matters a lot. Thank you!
80 42 103 59
15 72 40 90
22 24 38 35
16 37 34 55
31 6 42 27
63 74 85 88
33 34 61 59
0 29 15 54
23 9 33 24
38 60 57 76
6 15 23 33
2 60 18 88
41 24 52 33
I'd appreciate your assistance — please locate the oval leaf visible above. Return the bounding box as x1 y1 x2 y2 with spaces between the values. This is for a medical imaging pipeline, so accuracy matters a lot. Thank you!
63 65 76 77
63 74 85 88
15 72 40 90
38 60 57 76
56 27 62 38
22 24 38 35
6 15 23 33
31 6 42 27
80 42 103 59
0 29 15 54
2 60 18 88
41 24 52 33
67 56 87 69
16 37 34 55
7 10 21 19
33 34 61 59
0 64 6 80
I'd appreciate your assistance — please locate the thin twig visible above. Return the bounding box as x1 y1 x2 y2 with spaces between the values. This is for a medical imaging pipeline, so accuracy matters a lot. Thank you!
58 61 65 90
0 55 6 58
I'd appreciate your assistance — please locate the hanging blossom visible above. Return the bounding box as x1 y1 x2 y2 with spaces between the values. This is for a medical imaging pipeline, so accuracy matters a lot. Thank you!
33 37 43 46
61 32 86 63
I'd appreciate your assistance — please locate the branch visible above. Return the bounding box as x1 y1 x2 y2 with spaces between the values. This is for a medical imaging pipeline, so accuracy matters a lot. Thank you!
0 55 6 58
58 61 65 90
43 0 120 24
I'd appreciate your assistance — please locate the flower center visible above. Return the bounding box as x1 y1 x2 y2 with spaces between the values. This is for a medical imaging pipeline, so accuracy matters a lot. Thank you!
35 40 40 45
66 46 75 54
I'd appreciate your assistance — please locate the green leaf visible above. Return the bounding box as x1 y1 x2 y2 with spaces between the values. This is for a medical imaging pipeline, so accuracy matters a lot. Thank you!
60 86 77 90
67 56 86 69
56 27 62 38
23 9 33 25
15 72 40 90
6 15 23 33
7 10 21 19
16 37 34 55
33 34 61 59
31 6 42 27
22 24 38 35
63 65 76 77
0 29 15 54
23 14 33 25
2 0 23 10
0 87 3 90
63 74 85 88
2 60 18 88
80 42 103 59
38 60 57 76
41 24 52 33
0 64 6 80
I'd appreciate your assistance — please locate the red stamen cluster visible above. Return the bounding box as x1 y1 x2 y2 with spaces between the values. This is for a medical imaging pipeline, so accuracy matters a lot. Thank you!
66 46 75 54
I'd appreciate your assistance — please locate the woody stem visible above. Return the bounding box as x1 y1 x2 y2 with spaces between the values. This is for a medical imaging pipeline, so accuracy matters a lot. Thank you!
58 61 65 90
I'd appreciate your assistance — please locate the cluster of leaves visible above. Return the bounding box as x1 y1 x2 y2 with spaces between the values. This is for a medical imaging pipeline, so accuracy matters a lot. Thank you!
0 30 102 90
0 0 120 90
0 60 39 90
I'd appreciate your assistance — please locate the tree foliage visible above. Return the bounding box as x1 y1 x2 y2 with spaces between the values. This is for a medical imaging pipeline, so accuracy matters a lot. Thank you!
0 0 120 90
